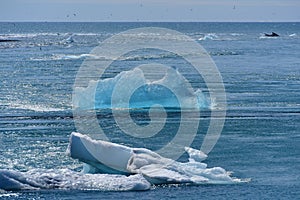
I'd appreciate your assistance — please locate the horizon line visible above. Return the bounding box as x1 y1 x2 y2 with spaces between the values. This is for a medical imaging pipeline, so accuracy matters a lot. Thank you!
0 20 299 23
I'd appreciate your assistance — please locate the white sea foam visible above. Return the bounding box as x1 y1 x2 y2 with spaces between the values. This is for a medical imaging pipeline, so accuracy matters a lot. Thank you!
0 32 103 39
30 52 179 61
0 33 61 39
0 192 20 198
198 33 219 41
9 102 65 112
197 33 245 41
30 53 115 61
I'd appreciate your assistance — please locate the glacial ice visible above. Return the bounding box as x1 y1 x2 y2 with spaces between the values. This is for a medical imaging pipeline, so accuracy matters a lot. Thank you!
73 67 210 110
0 169 150 191
68 132 243 185
0 132 245 191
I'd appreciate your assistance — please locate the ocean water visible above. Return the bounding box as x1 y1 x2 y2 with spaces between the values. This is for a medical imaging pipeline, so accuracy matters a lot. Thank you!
0 22 299 199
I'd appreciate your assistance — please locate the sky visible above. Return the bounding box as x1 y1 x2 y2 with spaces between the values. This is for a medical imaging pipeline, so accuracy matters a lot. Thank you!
0 0 299 22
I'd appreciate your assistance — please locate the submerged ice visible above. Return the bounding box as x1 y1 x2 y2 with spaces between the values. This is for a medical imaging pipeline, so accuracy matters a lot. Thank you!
0 169 150 191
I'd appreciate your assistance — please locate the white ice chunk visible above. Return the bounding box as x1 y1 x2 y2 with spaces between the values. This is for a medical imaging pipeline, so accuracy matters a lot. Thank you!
67 132 133 174
0 169 150 191
67 132 246 185
184 146 207 162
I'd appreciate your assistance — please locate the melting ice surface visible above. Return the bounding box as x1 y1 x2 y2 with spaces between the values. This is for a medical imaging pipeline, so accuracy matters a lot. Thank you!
0 169 150 191
0 132 245 192
73 67 211 110
67 132 243 185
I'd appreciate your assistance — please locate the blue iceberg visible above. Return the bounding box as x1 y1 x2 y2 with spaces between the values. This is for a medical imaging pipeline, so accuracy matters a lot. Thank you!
73 67 211 110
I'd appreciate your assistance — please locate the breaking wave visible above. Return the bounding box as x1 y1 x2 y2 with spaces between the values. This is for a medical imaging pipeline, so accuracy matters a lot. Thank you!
198 33 219 41
8 102 66 112
30 52 178 61
0 32 105 39
197 33 245 41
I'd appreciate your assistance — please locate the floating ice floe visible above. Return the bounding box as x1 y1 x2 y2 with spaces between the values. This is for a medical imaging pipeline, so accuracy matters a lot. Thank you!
0 168 150 191
73 67 211 110
0 132 247 192
67 132 245 185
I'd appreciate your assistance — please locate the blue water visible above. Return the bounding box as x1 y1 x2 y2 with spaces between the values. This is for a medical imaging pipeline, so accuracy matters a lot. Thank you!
0 22 299 199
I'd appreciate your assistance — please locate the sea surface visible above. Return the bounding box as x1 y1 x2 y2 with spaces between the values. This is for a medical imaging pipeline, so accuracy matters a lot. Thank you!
0 22 299 199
